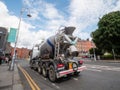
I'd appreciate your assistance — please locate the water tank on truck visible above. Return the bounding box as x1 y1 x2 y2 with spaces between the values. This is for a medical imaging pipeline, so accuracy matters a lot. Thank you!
38 26 79 59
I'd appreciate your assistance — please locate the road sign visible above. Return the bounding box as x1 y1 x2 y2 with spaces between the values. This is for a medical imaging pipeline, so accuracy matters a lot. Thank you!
7 28 17 43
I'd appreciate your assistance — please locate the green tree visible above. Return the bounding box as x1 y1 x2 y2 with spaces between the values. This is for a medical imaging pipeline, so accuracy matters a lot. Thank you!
89 48 102 55
92 11 120 54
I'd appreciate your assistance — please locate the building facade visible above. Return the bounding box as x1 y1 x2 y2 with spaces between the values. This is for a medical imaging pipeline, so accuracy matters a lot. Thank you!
0 27 8 52
0 27 12 57
76 38 96 56
0 27 30 59
11 47 30 59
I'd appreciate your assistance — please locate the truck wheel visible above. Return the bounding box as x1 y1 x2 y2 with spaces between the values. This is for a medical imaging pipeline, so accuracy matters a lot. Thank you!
38 66 42 74
48 65 56 82
42 64 47 77
29 61 33 69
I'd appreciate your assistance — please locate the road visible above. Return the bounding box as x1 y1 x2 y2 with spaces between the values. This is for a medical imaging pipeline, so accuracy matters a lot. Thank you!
17 59 120 90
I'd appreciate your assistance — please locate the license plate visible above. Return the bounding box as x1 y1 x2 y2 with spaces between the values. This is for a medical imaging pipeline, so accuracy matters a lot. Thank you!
69 62 72 69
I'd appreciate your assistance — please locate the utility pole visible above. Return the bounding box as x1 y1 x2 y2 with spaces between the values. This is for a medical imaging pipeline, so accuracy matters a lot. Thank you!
112 49 116 60
93 45 96 61
91 33 96 61
9 8 32 71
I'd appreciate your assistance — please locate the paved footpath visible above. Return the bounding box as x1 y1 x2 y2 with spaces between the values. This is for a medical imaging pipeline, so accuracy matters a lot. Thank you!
0 63 23 90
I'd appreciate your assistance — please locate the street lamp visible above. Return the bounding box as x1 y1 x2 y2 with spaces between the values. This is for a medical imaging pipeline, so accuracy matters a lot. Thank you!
9 8 32 71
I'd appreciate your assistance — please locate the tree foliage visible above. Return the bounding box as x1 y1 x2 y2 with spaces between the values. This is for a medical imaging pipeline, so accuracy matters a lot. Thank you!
89 48 102 55
92 11 120 54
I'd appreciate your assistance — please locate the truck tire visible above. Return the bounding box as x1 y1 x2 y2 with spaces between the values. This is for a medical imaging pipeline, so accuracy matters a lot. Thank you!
48 65 57 82
29 61 33 69
38 65 42 74
42 64 47 77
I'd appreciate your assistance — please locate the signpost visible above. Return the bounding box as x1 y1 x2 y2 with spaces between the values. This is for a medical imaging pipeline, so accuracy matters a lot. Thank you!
7 28 17 43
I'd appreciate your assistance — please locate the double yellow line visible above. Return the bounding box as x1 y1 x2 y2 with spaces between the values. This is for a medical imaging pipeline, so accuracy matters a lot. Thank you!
18 65 41 90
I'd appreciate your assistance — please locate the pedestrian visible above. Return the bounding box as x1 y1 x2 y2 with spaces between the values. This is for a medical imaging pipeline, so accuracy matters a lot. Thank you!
97 55 100 60
5 57 9 63
8 54 12 65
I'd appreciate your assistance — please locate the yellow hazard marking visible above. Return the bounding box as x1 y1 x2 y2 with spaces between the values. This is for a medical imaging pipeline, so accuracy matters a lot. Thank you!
18 65 41 90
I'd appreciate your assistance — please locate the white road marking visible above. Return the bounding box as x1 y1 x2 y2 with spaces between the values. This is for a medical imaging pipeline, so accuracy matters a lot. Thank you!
41 76 47 80
52 83 60 89
73 78 78 80
44 78 47 80
52 83 55 86
56 85 60 89
85 64 120 72
87 68 102 72
103 67 120 71
73 78 78 81
91 66 96 68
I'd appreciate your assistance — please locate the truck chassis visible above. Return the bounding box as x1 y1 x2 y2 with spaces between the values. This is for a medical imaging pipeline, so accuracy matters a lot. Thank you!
30 58 86 82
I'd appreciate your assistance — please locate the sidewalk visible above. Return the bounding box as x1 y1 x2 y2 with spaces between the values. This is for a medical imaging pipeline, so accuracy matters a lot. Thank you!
0 63 23 90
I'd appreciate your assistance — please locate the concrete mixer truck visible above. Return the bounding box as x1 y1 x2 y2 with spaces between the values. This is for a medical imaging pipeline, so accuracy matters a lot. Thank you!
29 26 86 82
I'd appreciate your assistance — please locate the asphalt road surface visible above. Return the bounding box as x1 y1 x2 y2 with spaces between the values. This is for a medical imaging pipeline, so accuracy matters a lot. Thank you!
17 59 120 90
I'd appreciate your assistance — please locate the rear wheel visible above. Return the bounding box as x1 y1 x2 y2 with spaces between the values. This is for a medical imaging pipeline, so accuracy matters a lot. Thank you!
48 65 57 82
42 64 47 77
29 60 33 69
38 65 42 74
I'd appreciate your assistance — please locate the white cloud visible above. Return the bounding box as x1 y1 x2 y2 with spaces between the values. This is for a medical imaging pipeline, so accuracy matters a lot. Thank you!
113 0 120 11
0 2 18 28
1 0 120 49
0 1 50 49
24 0 66 30
43 3 63 20
23 0 43 20
68 0 120 38
0 1 8 13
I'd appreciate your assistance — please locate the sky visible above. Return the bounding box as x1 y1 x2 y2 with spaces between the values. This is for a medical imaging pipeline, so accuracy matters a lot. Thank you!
0 0 120 49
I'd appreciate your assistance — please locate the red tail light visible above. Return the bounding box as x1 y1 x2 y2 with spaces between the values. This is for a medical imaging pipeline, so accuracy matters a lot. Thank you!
57 64 64 68
79 60 83 64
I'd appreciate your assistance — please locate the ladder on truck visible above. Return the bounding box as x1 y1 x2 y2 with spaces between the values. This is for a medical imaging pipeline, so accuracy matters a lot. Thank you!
54 36 60 59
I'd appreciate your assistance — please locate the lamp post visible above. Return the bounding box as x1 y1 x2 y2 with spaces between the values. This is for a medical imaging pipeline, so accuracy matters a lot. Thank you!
93 43 96 61
112 48 116 60
9 8 31 71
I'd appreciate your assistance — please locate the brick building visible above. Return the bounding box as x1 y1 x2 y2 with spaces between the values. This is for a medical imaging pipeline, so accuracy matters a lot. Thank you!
76 38 96 56
11 47 30 59
10 39 95 59
0 27 30 59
